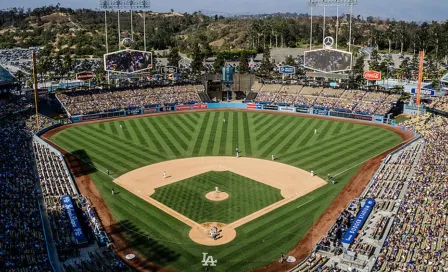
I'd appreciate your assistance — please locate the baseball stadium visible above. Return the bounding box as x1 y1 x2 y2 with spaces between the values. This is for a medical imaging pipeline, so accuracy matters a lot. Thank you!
1 1 448 272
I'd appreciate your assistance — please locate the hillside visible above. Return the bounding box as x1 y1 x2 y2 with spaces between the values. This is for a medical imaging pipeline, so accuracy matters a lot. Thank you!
1 6 448 60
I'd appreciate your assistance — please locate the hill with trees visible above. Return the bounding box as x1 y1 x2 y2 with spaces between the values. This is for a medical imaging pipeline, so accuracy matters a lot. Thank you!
1 6 447 60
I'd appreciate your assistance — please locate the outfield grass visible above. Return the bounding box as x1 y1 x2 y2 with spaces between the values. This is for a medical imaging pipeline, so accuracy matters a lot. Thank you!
151 171 283 224
51 111 403 271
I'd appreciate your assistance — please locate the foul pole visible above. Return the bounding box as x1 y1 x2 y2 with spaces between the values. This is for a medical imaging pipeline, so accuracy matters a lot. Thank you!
416 50 425 110
32 51 39 129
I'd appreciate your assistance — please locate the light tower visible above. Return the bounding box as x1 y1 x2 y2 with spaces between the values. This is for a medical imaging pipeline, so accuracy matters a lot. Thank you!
99 0 151 53
307 0 358 51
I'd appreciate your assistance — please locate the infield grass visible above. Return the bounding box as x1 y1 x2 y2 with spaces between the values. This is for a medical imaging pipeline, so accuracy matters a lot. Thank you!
51 111 403 271
151 171 283 224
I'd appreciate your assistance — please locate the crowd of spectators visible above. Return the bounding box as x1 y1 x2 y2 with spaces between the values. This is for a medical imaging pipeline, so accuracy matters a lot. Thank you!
253 83 400 116
374 113 447 271
428 95 448 112
0 112 52 271
295 103 448 271
0 95 32 118
56 86 203 116
0 95 129 270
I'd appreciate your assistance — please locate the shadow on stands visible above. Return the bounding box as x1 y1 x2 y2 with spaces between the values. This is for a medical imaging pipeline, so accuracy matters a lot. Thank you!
109 219 181 269
64 149 98 177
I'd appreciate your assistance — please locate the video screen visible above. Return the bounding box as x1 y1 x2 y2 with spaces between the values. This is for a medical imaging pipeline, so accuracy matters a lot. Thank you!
104 50 152 74
304 49 352 73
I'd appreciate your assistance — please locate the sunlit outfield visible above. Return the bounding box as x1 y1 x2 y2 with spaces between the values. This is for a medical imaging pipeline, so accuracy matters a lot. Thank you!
51 111 403 271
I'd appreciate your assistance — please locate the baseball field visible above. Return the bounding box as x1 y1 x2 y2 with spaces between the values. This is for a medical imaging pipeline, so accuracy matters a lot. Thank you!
47 110 405 271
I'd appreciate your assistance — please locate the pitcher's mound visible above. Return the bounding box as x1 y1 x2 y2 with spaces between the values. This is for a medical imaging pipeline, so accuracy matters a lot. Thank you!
205 191 229 201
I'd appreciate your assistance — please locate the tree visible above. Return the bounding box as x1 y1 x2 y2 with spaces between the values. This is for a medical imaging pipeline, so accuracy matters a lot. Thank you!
259 47 273 75
238 52 249 74
368 50 381 71
167 47 181 67
351 55 365 87
285 55 295 66
213 54 226 72
190 44 204 75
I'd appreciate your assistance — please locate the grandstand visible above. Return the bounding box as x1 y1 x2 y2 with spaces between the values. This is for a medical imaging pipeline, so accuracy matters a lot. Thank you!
0 64 17 87
291 97 448 271
56 86 203 116
248 82 400 116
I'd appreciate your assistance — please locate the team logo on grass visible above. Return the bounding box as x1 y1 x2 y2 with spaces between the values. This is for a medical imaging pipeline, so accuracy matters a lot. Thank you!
201 253 217 266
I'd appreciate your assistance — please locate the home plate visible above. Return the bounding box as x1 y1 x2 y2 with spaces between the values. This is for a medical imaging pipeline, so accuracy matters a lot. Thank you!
125 254 135 260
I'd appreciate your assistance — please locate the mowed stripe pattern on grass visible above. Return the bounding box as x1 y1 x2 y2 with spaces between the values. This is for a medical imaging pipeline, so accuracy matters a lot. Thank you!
51 111 403 271
151 171 283 224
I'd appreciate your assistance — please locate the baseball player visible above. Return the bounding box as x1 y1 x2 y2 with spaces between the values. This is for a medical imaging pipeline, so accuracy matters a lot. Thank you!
314 129 317 135
236 147 239 158
223 118 226 123
120 124 123 129
163 171 166 178
311 170 314 176
111 188 115 195
272 154 275 161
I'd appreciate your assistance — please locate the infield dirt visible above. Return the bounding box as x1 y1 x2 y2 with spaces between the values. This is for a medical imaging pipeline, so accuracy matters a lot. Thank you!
41 109 414 272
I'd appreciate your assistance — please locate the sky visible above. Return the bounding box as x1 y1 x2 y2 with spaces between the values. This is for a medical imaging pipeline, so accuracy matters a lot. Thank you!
0 0 446 22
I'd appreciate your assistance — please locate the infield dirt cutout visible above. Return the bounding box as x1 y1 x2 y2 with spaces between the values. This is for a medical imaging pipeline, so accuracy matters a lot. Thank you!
113 157 326 246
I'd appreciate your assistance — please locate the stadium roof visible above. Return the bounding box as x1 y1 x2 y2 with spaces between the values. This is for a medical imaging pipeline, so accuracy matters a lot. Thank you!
441 72 448 84
0 64 17 85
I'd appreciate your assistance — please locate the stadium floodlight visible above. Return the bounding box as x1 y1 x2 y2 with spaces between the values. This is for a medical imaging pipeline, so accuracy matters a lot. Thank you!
99 0 151 57
99 0 151 10
307 0 358 54
307 0 358 7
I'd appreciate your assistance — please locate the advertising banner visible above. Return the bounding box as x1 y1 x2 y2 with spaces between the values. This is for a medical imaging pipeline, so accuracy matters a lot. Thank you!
279 65 295 75
296 108 309 113
279 106 295 112
192 104 208 109
176 105 191 111
410 88 435 96
76 71 94 81
61 195 87 245
247 103 257 109
263 105 278 111
330 111 373 121
363 71 382 81
126 109 141 116
342 198 375 246
353 114 374 121
313 109 329 116
143 108 158 114
160 106 175 112
81 114 102 121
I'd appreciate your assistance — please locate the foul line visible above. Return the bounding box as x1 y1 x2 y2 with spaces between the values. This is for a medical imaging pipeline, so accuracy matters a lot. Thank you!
332 137 416 178
296 198 315 209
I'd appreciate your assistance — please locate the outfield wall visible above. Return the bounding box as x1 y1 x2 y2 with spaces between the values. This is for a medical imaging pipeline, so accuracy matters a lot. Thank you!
71 103 382 121
69 103 417 134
